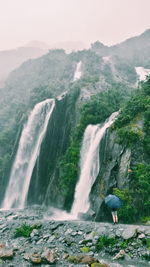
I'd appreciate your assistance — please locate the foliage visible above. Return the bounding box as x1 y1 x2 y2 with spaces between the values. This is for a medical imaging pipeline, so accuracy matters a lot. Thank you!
141 216 150 223
114 92 150 129
131 163 150 218
14 223 40 238
96 235 117 251
109 78 150 222
117 126 143 147
112 161 150 223
146 238 150 250
80 85 131 130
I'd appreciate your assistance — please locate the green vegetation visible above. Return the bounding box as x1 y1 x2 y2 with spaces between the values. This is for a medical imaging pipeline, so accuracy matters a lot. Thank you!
113 188 135 222
14 223 41 238
112 77 150 222
132 163 150 218
96 235 117 251
146 238 150 250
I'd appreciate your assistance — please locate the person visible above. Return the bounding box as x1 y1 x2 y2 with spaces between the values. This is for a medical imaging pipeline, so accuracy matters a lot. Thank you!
104 194 122 224
111 209 118 224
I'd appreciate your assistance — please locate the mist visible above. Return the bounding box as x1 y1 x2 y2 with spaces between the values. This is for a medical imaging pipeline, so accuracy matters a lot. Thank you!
0 0 150 50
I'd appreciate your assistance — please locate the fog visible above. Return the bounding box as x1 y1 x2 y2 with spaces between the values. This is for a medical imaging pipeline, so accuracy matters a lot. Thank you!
0 0 150 50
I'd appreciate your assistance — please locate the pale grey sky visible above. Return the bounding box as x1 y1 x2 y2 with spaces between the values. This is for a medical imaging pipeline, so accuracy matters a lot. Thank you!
0 0 150 50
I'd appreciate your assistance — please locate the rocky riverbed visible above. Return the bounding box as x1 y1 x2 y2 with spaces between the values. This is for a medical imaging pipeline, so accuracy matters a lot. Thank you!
0 207 149 267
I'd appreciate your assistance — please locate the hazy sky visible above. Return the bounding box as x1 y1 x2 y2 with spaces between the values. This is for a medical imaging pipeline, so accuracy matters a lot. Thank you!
0 0 150 50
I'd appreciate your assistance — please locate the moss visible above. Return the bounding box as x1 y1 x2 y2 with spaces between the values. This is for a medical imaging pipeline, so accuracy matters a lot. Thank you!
80 247 90 253
67 255 81 263
91 264 110 267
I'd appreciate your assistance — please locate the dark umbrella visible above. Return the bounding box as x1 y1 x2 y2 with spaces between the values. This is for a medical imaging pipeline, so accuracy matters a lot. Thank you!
105 194 122 209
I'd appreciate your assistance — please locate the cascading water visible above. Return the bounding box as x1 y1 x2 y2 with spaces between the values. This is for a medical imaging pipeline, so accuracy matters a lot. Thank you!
71 112 118 218
2 99 55 210
73 61 82 81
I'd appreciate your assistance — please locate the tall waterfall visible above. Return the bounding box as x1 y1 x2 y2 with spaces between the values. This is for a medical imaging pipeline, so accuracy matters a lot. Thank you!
71 112 118 218
2 99 55 210
73 61 82 81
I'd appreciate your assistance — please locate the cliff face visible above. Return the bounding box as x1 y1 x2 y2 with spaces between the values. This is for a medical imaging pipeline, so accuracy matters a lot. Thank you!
27 90 79 207
89 129 131 220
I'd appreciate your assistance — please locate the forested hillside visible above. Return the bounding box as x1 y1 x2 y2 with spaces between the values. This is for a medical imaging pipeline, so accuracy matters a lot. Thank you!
0 30 150 223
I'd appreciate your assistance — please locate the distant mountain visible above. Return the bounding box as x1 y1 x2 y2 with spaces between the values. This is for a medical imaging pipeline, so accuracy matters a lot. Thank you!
25 40 50 50
26 40 88 52
0 46 48 87
91 29 150 66
49 41 89 53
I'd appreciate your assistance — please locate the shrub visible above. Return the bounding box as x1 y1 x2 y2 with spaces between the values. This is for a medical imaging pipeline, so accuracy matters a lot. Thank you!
14 223 40 238
96 235 117 251
117 126 143 146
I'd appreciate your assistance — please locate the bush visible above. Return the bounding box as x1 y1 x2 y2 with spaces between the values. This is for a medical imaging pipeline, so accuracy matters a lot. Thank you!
96 235 117 251
14 223 40 238
117 126 143 146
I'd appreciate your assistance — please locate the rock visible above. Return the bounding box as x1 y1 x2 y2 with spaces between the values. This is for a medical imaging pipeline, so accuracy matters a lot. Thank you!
41 249 57 264
0 244 5 249
48 235 55 242
91 263 110 267
138 233 145 239
23 253 30 260
113 249 126 260
81 255 98 264
85 232 95 241
30 253 42 264
0 248 14 259
121 226 137 239
65 228 73 235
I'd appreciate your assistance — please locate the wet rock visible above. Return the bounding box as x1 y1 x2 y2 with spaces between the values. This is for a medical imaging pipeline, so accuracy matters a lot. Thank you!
113 249 126 260
80 255 98 264
85 232 95 241
138 233 145 239
121 226 137 239
91 263 111 267
41 248 57 264
30 253 42 264
0 247 14 259
67 254 97 264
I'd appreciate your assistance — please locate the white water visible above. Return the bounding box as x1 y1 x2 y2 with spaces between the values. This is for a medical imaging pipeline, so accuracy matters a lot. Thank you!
73 61 82 81
135 66 150 81
2 99 55 210
71 112 118 218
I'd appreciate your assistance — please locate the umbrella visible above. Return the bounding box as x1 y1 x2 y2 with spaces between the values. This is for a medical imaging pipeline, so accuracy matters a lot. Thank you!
105 194 122 209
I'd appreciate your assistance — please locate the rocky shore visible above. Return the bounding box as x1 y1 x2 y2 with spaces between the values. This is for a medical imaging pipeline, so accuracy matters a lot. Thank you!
0 208 150 267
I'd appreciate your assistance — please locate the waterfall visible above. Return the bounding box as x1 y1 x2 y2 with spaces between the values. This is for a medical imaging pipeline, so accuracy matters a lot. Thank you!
73 61 82 81
2 99 55 210
135 66 150 81
71 112 118 218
